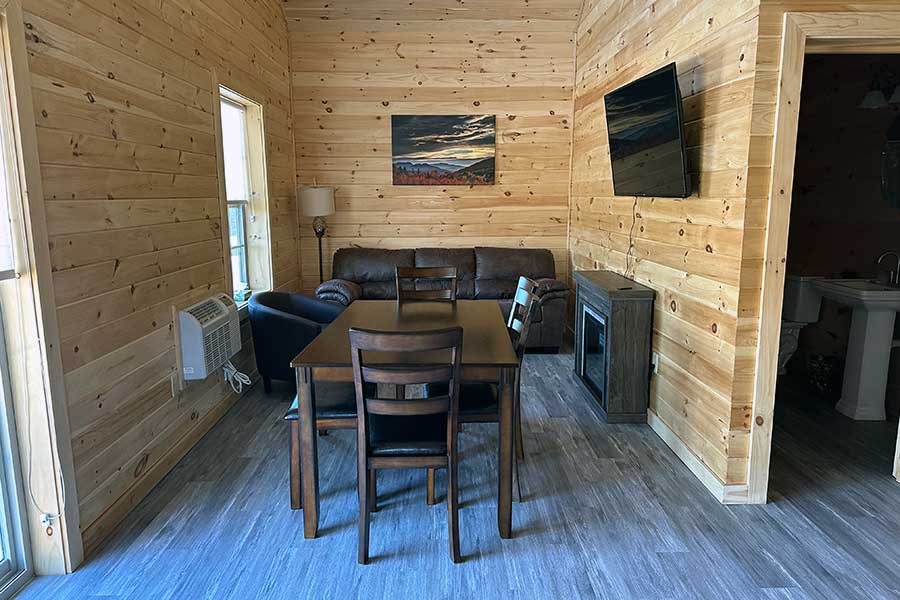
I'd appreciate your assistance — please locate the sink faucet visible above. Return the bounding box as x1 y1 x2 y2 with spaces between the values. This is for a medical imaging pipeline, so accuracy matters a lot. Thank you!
877 251 900 285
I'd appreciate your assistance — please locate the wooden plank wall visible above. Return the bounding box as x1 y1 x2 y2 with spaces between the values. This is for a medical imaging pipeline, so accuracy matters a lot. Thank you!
283 0 582 292
20 0 297 554
570 0 762 487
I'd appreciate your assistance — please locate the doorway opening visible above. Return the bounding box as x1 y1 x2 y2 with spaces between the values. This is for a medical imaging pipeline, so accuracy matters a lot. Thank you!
770 54 900 499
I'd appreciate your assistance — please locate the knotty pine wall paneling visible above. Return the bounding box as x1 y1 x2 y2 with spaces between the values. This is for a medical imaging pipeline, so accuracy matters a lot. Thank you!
22 0 298 555
284 0 583 292
570 0 761 492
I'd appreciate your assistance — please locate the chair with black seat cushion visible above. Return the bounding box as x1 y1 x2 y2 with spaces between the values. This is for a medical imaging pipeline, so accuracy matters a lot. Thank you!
395 266 458 301
424 276 539 502
282 381 375 510
248 291 345 393
393 266 458 403
349 326 463 564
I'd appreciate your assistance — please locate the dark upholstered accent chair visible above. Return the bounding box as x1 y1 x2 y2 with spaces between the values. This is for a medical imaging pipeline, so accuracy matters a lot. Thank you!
315 247 569 352
248 291 344 393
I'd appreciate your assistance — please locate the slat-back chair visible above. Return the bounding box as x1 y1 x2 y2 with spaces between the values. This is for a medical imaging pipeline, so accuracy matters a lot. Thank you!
507 276 539 460
423 276 539 504
350 326 464 564
393 265 459 401
395 266 458 302
508 275 540 358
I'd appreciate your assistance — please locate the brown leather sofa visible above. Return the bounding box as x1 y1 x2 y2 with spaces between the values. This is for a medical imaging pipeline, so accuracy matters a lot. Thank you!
315 247 569 352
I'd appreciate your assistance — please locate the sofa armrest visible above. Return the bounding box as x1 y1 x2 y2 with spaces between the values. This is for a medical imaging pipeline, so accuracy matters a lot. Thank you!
315 278 362 306
533 278 569 303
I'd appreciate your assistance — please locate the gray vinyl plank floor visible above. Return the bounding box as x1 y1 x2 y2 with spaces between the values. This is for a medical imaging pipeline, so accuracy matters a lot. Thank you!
16 354 900 600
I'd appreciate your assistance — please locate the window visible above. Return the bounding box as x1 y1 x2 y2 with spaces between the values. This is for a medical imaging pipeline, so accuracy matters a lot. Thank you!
217 87 272 302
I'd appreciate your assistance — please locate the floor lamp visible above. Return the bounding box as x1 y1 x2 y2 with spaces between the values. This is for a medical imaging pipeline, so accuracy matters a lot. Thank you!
300 185 335 284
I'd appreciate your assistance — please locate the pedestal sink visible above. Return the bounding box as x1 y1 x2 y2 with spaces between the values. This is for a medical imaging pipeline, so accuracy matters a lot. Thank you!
812 279 900 421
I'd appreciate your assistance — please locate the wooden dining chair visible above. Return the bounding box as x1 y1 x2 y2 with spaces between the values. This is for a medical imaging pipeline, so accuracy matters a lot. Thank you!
393 265 458 401
424 275 539 503
508 276 539 459
395 266 458 301
283 381 375 509
349 326 464 564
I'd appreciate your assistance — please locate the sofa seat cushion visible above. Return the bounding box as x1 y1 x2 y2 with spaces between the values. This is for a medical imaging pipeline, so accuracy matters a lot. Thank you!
475 279 516 299
475 247 555 281
368 413 447 457
332 248 414 282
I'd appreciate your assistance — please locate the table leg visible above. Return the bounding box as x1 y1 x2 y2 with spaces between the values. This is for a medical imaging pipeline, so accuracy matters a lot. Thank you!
296 367 319 538
289 421 301 510
498 366 514 539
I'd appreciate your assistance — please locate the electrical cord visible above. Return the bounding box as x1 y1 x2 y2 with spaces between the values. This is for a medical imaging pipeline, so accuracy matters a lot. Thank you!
625 197 638 279
223 360 251 394
16 271 66 524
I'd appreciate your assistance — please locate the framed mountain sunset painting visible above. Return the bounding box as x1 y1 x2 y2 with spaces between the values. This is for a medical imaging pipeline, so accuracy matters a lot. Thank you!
391 115 496 185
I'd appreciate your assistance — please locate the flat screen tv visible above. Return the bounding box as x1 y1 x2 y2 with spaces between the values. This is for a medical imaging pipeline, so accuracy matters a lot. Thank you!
604 63 691 198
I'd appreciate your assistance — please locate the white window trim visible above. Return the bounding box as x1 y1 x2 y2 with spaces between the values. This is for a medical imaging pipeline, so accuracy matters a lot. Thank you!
0 0 83 576
214 82 273 302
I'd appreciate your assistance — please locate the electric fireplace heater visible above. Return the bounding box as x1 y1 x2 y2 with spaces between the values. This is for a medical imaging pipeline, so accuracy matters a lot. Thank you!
574 271 655 423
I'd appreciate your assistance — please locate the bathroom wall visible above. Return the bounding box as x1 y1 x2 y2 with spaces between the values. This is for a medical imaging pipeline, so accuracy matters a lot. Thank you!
785 54 900 415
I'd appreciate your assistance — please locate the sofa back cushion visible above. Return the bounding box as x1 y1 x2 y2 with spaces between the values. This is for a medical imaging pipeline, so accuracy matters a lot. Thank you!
414 248 475 278
474 247 555 280
332 248 415 282
360 280 398 300
414 248 476 298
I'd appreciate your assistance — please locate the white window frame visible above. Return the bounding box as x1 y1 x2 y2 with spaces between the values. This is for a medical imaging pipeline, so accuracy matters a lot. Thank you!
0 0 35 593
215 85 273 302
0 315 30 599
0 0 81 576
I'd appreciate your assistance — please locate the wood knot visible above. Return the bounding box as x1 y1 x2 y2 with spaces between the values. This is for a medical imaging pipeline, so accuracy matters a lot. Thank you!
134 453 149 478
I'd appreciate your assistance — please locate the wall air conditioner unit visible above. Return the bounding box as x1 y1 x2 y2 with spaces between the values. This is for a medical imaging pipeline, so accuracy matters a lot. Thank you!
178 293 241 381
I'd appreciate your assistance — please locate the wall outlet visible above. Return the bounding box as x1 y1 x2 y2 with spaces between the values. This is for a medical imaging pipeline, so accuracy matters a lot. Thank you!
651 351 660 375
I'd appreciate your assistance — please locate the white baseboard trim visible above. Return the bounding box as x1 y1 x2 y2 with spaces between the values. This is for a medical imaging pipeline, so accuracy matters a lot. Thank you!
647 410 751 504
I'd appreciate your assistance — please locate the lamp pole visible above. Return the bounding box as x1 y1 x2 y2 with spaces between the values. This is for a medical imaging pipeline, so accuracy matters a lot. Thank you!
313 215 326 284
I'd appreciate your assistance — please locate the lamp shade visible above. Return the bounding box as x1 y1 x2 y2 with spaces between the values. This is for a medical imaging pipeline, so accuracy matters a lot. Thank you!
300 185 335 217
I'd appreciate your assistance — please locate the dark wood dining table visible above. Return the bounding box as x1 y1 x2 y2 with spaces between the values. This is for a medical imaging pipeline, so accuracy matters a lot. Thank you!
290 299 520 539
